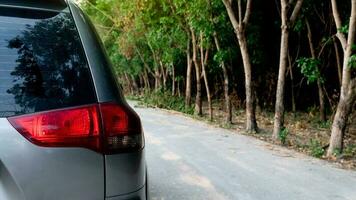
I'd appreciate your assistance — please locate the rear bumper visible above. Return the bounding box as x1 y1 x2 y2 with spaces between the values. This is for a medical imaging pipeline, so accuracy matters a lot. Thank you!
105 149 146 197
106 184 147 200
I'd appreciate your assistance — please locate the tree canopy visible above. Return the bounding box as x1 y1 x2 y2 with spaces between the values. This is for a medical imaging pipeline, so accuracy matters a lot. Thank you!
81 0 356 158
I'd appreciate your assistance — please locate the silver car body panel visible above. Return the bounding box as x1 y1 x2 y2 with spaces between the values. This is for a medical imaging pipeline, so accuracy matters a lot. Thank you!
106 185 146 200
0 0 146 199
68 2 146 198
105 152 146 197
0 119 105 200
67 1 124 104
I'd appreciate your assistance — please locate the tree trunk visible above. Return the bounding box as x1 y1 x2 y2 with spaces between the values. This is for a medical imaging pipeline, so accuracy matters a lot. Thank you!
172 64 176 96
327 80 356 155
177 79 181 97
288 53 296 114
273 23 289 140
327 0 356 156
333 37 343 86
135 47 151 91
142 72 147 91
185 37 193 106
202 64 212 120
143 68 150 90
317 80 326 121
131 75 138 93
154 67 161 91
139 75 144 92
213 32 232 124
124 72 133 95
148 42 162 91
273 0 304 139
191 28 202 116
160 61 167 90
306 18 326 122
222 0 257 132
237 31 258 132
200 32 213 121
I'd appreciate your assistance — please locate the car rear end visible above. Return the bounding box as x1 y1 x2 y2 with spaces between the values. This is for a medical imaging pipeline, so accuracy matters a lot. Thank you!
0 1 147 199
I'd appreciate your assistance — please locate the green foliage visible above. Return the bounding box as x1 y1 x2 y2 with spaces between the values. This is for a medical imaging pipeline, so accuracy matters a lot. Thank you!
338 23 349 34
309 139 325 158
318 120 331 129
297 57 323 84
293 18 304 32
141 91 194 115
220 123 233 129
348 54 356 69
213 50 228 64
125 95 141 101
81 0 234 79
352 44 356 51
343 145 356 158
278 127 289 145
332 148 342 157
80 1 355 161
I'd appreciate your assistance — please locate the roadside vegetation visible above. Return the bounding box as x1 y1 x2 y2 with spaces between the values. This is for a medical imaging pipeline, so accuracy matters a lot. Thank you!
129 92 356 169
81 0 356 169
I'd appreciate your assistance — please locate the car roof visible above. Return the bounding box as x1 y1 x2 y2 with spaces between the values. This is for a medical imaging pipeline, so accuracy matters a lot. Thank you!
0 0 68 12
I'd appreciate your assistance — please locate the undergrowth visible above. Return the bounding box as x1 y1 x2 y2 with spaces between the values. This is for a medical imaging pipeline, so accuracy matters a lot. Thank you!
309 139 325 158
134 90 194 115
126 91 355 168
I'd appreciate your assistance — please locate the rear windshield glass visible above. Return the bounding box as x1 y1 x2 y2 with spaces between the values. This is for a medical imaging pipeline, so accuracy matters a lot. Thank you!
0 8 96 117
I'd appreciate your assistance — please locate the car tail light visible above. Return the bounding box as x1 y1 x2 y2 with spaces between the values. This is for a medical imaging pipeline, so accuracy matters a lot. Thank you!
8 103 143 154
100 103 143 154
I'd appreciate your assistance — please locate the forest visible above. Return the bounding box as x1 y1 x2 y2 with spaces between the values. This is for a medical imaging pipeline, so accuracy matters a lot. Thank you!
81 0 356 165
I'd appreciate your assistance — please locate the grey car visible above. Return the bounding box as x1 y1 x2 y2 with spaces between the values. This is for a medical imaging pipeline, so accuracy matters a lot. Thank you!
0 0 147 199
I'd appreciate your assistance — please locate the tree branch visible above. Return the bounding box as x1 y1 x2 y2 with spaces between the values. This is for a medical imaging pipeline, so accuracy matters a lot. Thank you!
238 0 242 24
243 0 252 24
222 0 241 32
289 0 304 25
135 46 153 75
340 0 356 95
305 18 316 58
204 48 210 65
330 0 347 49
347 0 356 50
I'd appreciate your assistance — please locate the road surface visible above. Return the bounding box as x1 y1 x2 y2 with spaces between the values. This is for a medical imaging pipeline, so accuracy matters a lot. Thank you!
132 103 356 200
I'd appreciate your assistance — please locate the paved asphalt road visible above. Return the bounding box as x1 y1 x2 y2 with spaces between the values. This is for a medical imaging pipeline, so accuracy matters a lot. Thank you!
131 103 356 200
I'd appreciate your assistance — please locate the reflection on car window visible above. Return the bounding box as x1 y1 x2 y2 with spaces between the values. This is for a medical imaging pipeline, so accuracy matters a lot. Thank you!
0 9 96 117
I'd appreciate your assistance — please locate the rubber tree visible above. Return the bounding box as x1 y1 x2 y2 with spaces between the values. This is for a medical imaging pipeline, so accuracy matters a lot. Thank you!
210 0 233 124
327 0 356 156
272 0 304 140
222 0 258 132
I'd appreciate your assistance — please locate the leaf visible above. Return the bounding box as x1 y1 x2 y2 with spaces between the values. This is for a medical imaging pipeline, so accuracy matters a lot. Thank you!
338 23 349 34
297 57 323 84
348 54 356 69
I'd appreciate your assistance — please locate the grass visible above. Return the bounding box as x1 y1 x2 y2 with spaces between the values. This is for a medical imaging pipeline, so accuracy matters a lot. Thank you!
343 145 356 158
278 127 289 145
134 90 194 115
308 139 325 158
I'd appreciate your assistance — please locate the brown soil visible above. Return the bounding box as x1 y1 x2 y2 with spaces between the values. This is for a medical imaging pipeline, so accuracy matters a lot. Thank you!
197 100 356 170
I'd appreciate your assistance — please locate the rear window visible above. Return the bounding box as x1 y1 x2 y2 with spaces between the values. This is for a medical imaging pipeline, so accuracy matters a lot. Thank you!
0 8 96 117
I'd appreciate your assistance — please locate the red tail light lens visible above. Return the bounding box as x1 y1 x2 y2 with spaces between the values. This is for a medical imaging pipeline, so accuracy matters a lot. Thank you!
100 103 143 154
8 103 143 154
8 105 100 150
